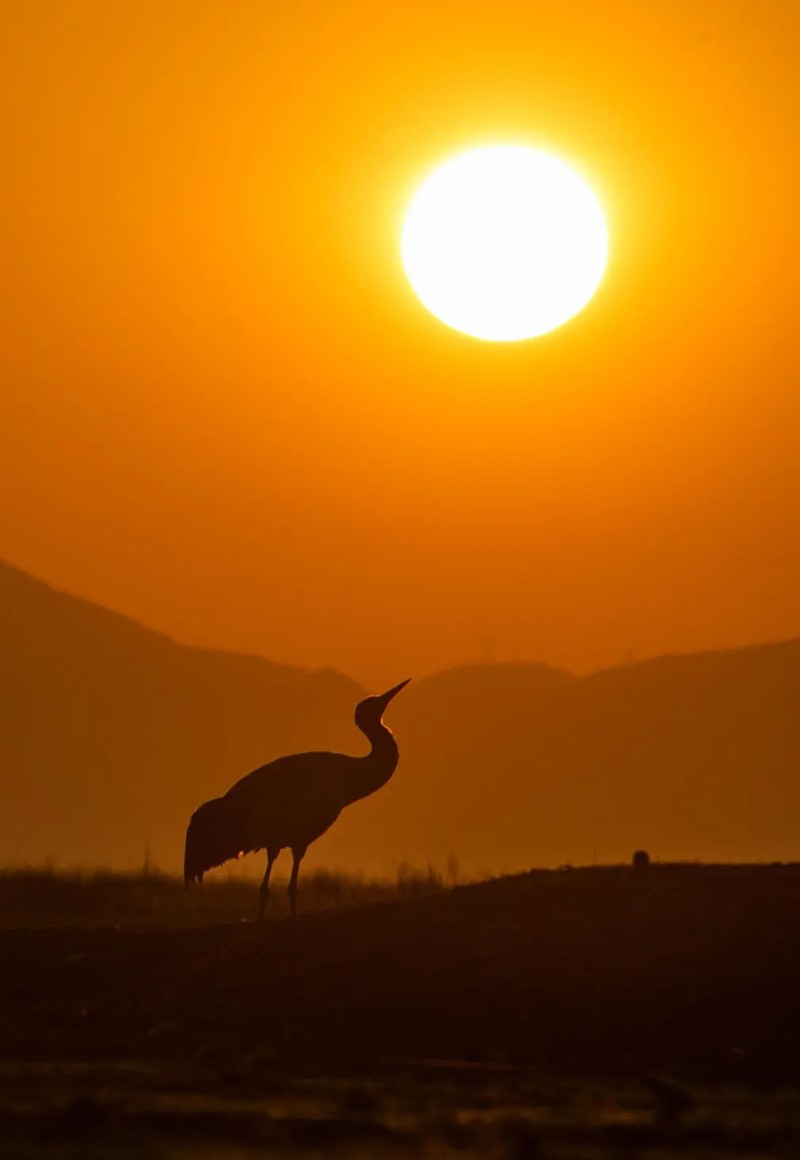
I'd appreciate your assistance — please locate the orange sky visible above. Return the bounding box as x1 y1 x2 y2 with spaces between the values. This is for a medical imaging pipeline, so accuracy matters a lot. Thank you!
2 0 799 686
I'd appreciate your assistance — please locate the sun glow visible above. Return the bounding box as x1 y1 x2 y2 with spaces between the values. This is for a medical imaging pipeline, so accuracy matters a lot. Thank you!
401 145 609 341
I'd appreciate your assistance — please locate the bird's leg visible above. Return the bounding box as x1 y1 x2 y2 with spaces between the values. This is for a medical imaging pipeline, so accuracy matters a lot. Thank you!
288 846 306 918
258 848 278 922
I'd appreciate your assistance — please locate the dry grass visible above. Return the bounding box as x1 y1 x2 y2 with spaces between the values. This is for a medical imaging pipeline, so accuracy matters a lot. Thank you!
0 864 448 928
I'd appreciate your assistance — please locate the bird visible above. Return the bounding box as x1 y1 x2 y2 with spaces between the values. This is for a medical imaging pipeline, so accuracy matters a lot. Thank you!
184 678 410 919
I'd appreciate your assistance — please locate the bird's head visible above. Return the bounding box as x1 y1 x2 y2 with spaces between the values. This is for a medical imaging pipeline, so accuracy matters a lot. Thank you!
354 678 411 732
184 796 241 886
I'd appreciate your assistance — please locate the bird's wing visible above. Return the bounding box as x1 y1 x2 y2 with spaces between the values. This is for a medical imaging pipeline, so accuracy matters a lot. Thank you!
227 751 349 802
225 751 352 850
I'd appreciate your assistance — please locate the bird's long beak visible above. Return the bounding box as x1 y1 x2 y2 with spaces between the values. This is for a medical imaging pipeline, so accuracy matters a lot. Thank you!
377 678 411 706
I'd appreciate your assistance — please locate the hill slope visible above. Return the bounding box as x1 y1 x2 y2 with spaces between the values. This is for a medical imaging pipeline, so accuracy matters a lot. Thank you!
2 560 800 871
344 642 800 869
0 562 362 867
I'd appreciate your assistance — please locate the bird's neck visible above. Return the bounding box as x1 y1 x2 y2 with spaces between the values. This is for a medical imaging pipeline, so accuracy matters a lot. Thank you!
345 720 399 805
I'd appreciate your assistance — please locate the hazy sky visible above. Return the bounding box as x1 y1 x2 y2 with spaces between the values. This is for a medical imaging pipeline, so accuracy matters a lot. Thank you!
2 1 799 686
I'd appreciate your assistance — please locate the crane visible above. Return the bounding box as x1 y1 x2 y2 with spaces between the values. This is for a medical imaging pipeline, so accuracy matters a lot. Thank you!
184 679 410 919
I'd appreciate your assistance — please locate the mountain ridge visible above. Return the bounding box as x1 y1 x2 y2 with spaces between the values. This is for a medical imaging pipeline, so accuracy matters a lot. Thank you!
2 558 800 872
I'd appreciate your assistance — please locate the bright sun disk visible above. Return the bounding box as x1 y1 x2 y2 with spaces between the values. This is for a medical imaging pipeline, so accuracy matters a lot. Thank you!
401 145 608 341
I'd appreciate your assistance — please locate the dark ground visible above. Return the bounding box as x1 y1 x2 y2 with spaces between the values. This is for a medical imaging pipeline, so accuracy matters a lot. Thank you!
2 863 800 1157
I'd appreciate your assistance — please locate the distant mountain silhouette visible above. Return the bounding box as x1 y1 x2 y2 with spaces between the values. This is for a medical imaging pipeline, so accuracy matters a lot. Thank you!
2 559 800 872
0 562 362 867
356 644 800 870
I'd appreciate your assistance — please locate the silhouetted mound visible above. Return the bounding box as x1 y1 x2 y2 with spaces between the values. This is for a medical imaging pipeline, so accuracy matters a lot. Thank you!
3 864 800 1077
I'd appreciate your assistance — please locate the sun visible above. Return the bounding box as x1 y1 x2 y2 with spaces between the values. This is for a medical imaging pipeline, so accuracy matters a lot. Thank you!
401 145 609 342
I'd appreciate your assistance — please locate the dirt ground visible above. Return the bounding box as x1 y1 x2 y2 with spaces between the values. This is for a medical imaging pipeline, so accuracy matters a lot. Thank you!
3 864 800 1157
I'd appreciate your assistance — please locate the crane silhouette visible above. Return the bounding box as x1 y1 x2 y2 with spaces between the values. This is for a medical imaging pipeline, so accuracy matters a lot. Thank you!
184 679 410 919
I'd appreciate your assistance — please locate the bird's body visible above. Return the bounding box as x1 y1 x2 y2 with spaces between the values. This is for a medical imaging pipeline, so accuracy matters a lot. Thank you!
184 679 409 918
229 747 388 857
